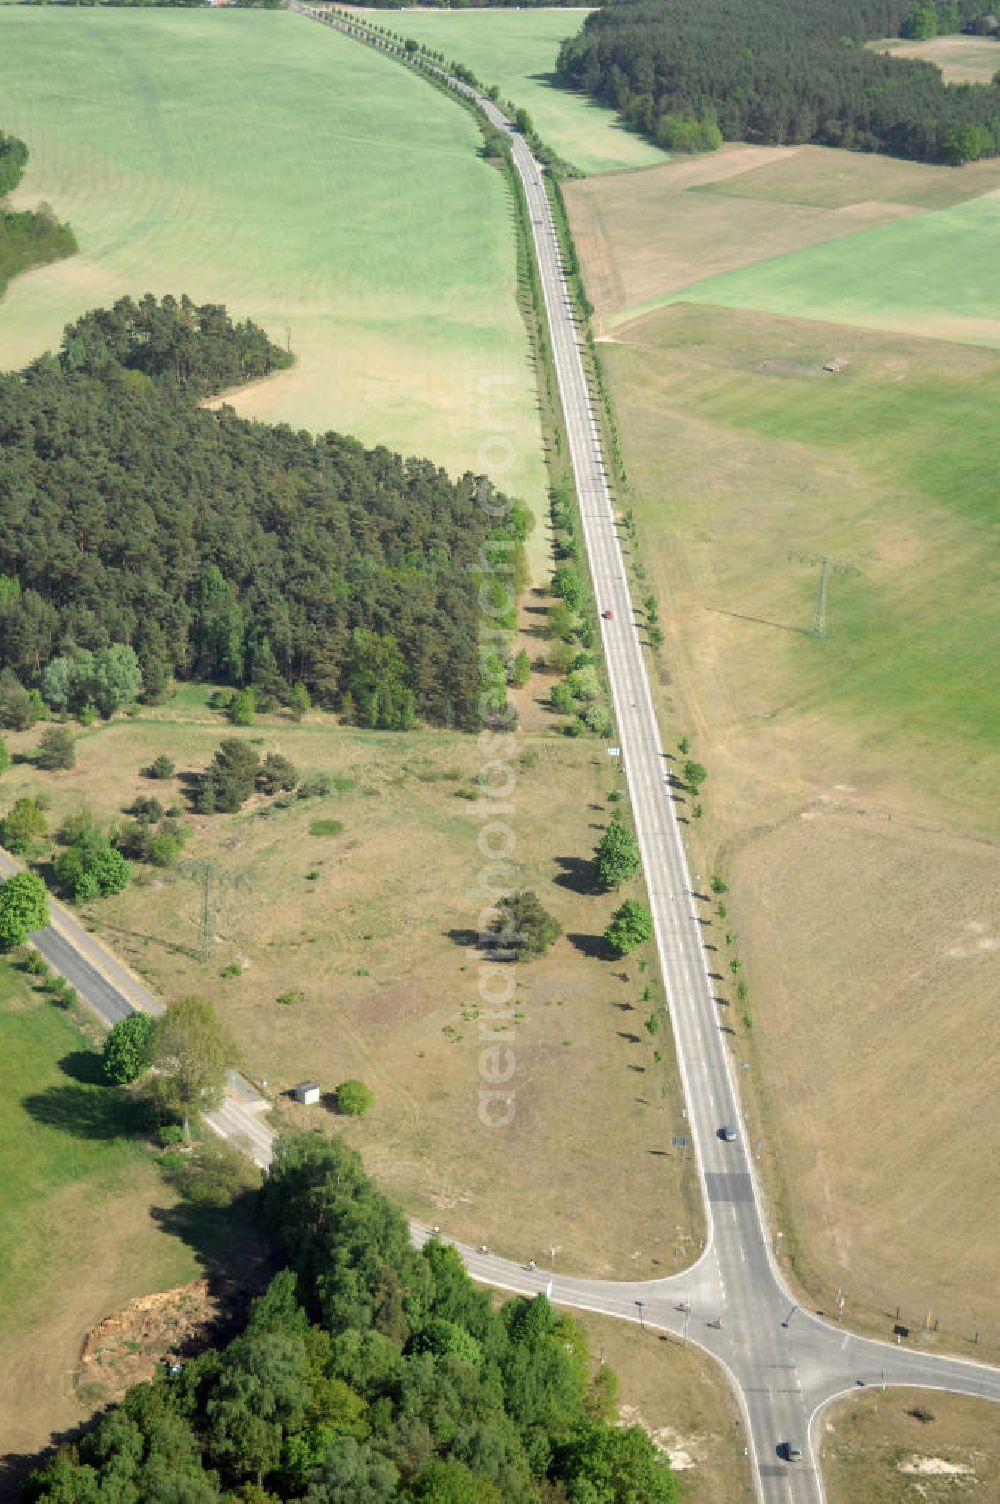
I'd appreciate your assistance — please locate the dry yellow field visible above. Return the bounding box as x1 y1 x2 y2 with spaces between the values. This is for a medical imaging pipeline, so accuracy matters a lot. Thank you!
1 684 703 1282
870 32 1000 83
586 298 1000 1359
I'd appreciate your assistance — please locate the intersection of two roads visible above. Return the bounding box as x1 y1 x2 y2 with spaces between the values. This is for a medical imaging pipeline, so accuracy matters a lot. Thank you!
14 14 997 1501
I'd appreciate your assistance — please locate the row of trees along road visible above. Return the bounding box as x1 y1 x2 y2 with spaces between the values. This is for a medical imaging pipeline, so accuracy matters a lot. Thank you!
101 995 235 1140
23 1131 679 1502
557 0 1000 163
0 295 532 731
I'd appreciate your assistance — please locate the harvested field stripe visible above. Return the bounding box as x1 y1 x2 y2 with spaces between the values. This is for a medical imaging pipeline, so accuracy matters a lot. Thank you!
635 189 1000 347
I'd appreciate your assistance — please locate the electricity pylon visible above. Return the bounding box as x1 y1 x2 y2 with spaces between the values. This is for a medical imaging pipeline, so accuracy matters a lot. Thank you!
177 859 251 961
791 552 861 638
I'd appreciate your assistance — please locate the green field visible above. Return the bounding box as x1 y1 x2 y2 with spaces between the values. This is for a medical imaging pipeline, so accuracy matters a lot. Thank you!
0 967 213 1459
356 7 665 175
629 188 1000 345
0 9 546 538
605 304 1000 800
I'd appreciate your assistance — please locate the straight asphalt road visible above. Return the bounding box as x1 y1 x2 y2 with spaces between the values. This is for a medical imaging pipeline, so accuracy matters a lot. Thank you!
291 14 1000 1498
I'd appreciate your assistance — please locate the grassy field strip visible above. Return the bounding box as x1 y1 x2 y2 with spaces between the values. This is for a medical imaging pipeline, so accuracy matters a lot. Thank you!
566 142 1000 334
0 969 233 1462
353 6 665 175
0 9 547 571
616 187 1000 346
0 701 704 1284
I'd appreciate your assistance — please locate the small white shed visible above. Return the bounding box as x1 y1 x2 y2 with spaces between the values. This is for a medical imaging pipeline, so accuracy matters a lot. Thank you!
293 1080 320 1106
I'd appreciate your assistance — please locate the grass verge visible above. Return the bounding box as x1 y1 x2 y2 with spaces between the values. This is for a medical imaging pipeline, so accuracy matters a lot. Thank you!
820 1387 1000 1503
571 1310 753 1504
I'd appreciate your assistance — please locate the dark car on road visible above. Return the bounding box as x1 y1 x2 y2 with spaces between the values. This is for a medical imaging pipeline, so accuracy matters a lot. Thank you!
719 1125 738 1142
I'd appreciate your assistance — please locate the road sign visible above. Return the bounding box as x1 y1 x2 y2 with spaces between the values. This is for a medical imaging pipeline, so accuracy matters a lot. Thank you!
607 747 621 758
672 1135 689 1148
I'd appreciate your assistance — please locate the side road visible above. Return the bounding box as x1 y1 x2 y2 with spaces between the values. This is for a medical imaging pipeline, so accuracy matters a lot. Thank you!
0 846 274 1168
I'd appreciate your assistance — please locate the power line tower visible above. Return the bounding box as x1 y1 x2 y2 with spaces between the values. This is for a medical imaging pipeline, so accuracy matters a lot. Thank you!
791 552 861 638
177 859 251 961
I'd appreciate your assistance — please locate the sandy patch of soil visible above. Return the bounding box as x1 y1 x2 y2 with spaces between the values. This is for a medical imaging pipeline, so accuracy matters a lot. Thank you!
78 1278 249 1406
899 1455 974 1476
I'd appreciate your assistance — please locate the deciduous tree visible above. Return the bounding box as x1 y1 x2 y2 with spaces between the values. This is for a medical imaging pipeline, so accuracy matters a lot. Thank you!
604 900 653 957
1 796 47 853
336 1079 374 1117
35 725 75 771
228 686 256 726
150 995 237 1140
256 752 298 796
594 812 640 890
682 759 706 795
492 890 562 959
288 682 311 722
200 739 260 813
0 870 49 949
559 1421 678 1502
103 1011 155 1084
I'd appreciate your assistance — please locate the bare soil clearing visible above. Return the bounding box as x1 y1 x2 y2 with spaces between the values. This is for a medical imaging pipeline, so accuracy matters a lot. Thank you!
78 1278 248 1410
